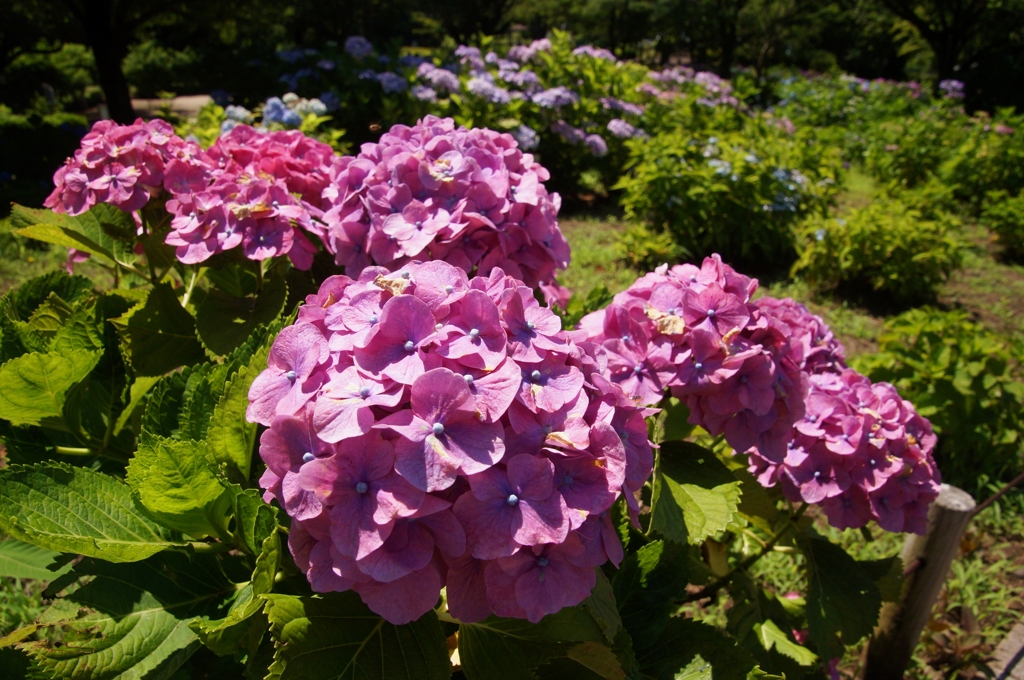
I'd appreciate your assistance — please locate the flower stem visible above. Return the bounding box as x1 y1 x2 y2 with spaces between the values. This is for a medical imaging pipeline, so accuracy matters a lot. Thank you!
680 503 808 604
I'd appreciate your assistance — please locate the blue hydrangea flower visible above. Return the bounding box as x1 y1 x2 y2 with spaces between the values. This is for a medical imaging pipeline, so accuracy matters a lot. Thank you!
377 72 408 93
345 36 374 59
263 97 287 124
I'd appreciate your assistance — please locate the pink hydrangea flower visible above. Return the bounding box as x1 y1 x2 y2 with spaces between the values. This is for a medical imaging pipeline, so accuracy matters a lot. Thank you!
249 260 653 624
46 119 198 216
321 116 570 289
581 254 941 534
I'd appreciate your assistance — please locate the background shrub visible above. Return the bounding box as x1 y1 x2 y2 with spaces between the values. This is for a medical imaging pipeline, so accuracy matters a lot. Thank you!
792 199 963 307
616 116 840 274
941 111 1024 213
853 308 1024 495
981 189 1024 262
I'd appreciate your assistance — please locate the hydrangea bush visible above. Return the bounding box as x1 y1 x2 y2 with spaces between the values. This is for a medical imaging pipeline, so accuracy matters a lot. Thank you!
0 112 943 679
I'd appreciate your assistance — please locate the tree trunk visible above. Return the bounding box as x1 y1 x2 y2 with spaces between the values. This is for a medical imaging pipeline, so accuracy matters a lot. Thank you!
717 0 742 78
79 0 135 122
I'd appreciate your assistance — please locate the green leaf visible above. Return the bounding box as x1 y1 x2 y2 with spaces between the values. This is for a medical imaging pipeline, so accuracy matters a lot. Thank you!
127 433 232 537
112 283 206 376
565 642 625 679
583 570 621 643
27 293 74 338
753 620 817 666
205 264 260 299
205 338 272 483
636 618 761 680
459 606 606 680
263 592 450 680
0 537 70 580
650 441 741 545
20 552 237 678
0 462 181 562
860 555 903 602
4 269 93 317
192 530 279 655
12 204 138 268
0 349 102 426
612 540 693 647
143 370 190 438
113 375 161 436
196 274 288 356
232 487 279 557
51 297 106 354
801 534 883 659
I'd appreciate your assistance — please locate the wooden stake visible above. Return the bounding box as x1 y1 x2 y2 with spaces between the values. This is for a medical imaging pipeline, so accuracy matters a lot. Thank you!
863 484 976 680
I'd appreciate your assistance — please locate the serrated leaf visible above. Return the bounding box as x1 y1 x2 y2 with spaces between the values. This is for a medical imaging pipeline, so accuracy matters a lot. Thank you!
859 555 903 602
143 370 190 438
52 297 106 354
19 552 237 679
232 487 279 557
0 349 102 426
801 535 882 659
113 375 160 436
205 338 272 483
192 530 279 655
127 433 232 537
0 538 70 580
263 592 450 680
636 618 761 680
205 264 260 300
650 441 741 545
13 204 138 268
196 275 288 356
112 283 206 376
565 641 625 679
754 620 817 666
4 269 93 317
16 223 118 264
583 570 621 643
612 540 692 647
459 606 606 680
27 293 74 338
0 462 181 562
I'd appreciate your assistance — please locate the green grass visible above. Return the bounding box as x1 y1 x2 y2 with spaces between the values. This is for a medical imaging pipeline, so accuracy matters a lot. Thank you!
559 217 642 300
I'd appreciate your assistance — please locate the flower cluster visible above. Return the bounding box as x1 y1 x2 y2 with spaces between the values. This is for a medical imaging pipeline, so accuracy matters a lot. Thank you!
755 368 940 534
162 125 337 267
580 255 808 461
320 116 570 289
247 260 653 625
580 256 941 532
45 118 199 216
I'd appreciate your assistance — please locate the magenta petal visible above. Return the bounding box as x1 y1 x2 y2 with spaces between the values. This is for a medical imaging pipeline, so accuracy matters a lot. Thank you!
441 419 506 475
411 367 476 424
329 496 394 560
513 493 570 547
355 558 445 625
355 520 435 582
506 454 556 500
444 553 491 623
465 358 522 422
453 492 518 559
392 435 461 492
